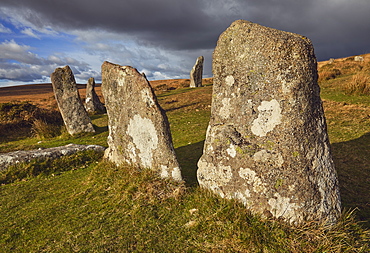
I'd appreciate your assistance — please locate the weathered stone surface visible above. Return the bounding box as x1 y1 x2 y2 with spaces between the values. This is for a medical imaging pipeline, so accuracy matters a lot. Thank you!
190 56 204 88
197 20 341 224
101 61 182 181
354 56 364 62
0 144 105 171
51 66 95 135
85 77 106 114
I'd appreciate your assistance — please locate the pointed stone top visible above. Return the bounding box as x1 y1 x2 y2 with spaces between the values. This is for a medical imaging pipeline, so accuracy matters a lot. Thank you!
101 61 182 181
51 65 95 135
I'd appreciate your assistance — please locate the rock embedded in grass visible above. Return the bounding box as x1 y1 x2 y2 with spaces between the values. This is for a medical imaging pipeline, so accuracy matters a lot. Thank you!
197 20 341 225
101 61 182 181
51 66 95 135
0 144 105 171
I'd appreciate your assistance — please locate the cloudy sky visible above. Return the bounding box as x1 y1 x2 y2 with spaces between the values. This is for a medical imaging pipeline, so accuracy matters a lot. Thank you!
0 0 369 87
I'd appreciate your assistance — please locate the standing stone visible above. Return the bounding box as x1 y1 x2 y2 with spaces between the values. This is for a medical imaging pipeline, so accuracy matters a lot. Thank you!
101 61 182 181
197 20 341 224
51 66 95 135
85 77 106 114
189 56 204 88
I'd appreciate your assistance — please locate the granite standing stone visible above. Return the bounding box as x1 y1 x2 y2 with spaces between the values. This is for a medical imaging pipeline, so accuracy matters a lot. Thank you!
190 56 204 88
197 20 341 224
85 77 106 114
101 61 182 181
51 66 95 135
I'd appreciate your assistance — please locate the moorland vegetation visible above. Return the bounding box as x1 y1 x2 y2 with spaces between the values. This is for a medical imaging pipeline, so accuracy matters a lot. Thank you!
0 57 369 252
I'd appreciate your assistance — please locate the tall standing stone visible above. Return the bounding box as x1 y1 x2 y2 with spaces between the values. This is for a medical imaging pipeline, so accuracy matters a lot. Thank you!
51 66 95 135
101 61 182 181
85 77 106 114
189 56 204 88
197 20 341 224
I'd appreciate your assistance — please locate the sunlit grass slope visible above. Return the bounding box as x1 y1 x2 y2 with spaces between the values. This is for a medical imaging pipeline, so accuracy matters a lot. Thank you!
1 68 369 251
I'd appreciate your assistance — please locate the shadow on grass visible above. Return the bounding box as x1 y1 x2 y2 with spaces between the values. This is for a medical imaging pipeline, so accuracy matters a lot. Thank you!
332 132 370 228
175 141 204 187
90 114 109 134
93 124 108 134
165 102 198 112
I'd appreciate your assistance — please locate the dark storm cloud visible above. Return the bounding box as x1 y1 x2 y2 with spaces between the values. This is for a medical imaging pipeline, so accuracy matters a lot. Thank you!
239 0 370 60
0 0 225 50
1 0 369 59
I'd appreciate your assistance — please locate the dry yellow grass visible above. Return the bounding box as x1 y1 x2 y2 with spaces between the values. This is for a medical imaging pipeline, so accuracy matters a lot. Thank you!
345 72 370 95
318 53 370 95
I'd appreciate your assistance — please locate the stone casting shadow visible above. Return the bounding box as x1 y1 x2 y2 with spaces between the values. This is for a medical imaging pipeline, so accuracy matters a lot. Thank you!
174 133 370 227
175 140 204 187
332 132 370 228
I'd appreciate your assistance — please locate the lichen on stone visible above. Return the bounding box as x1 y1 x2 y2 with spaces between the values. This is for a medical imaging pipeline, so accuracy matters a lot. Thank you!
251 99 282 137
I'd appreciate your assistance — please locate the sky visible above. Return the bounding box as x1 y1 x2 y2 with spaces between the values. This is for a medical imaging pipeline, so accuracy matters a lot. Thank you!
0 0 369 87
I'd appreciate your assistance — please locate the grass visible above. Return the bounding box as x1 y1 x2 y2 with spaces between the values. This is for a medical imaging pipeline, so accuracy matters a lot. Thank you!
1 161 368 252
0 67 369 251
319 55 370 230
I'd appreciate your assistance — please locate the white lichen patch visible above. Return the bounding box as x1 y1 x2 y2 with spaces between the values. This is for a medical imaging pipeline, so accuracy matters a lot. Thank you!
225 75 235 86
253 149 284 167
117 69 128 86
141 89 155 107
239 167 267 194
160 165 181 181
226 144 237 158
219 97 231 119
197 160 233 198
251 99 282 137
127 114 158 168
160 165 169 178
268 193 299 222
171 167 182 181
227 191 248 206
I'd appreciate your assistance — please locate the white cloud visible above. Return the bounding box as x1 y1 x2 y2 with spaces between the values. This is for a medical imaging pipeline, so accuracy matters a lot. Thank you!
152 71 172 80
0 40 43 65
0 7 58 36
0 23 11 33
21 28 40 39
0 40 96 83
47 55 64 64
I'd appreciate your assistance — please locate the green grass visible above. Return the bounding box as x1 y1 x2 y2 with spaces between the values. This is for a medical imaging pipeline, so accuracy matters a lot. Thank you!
0 80 369 251
1 161 368 252
320 76 370 107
